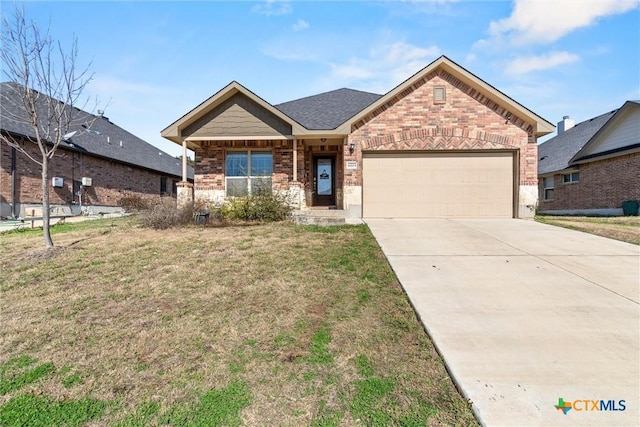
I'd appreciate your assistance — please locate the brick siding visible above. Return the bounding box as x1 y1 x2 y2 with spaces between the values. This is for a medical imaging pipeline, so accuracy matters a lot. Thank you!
194 140 296 192
538 152 640 210
1 139 179 209
346 70 536 187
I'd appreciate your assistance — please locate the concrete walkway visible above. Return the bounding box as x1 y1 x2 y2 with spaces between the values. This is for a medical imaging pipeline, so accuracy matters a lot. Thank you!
366 219 639 426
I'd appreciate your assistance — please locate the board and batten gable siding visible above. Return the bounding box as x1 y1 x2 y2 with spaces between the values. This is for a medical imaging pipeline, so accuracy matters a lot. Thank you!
182 92 293 139
577 105 640 159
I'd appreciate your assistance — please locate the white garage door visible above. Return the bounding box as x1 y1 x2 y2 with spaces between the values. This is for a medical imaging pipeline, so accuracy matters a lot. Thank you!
362 152 514 218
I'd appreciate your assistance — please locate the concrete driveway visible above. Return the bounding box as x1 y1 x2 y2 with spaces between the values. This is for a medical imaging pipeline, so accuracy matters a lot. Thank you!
366 218 639 426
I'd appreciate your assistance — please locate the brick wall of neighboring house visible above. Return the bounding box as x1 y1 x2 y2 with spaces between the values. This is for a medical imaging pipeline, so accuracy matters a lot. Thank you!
0 139 178 212
538 152 640 211
346 69 536 187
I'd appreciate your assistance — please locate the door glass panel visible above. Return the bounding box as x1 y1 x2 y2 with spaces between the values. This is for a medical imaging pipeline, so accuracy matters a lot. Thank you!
317 159 332 196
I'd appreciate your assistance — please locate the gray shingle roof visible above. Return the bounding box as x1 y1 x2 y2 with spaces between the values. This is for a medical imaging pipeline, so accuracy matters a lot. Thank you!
275 88 382 130
1 82 192 179
537 109 616 175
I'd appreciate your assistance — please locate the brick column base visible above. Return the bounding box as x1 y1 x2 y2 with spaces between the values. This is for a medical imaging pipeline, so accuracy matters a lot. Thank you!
176 182 194 209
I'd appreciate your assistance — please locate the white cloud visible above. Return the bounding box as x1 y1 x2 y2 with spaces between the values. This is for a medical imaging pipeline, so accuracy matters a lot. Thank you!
324 42 441 93
292 19 309 31
251 0 292 16
487 0 638 45
504 51 580 75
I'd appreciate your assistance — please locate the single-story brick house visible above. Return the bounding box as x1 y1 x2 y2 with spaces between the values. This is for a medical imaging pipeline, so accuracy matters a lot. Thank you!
162 56 554 219
1 82 193 219
538 100 640 215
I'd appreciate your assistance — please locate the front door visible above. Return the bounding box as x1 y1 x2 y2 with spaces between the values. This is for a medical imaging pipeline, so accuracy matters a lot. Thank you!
313 156 335 206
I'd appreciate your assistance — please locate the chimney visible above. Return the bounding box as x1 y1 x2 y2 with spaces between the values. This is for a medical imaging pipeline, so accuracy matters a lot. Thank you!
558 115 575 135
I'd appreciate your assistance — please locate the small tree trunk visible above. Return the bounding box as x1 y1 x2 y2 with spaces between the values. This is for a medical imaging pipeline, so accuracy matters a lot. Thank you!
42 156 54 248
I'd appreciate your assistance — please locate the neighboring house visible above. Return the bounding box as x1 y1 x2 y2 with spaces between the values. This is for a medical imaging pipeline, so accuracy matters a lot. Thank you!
0 82 194 219
538 101 640 215
162 56 554 219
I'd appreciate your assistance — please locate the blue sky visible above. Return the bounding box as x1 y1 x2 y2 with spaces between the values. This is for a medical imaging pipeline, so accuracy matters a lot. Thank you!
4 0 639 157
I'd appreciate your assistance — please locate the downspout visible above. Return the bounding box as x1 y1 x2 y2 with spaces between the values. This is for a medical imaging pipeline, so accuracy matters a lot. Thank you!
11 146 17 218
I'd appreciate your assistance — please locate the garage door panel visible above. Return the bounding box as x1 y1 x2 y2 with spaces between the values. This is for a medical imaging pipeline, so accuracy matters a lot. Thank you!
363 152 513 218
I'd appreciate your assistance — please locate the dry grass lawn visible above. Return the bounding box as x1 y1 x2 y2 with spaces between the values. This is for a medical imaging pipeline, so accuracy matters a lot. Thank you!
0 217 477 426
536 215 640 245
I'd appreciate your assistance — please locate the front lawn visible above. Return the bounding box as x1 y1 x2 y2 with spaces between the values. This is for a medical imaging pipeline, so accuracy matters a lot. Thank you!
0 218 477 426
536 215 640 245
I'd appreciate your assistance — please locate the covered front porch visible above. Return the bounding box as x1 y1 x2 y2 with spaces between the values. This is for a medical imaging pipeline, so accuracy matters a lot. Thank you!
174 136 347 212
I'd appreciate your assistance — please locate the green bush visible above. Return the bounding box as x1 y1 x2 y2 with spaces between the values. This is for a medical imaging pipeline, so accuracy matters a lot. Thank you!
218 191 292 222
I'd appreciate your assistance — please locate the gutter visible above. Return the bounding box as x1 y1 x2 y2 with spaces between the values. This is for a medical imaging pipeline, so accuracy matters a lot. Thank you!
11 146 17 218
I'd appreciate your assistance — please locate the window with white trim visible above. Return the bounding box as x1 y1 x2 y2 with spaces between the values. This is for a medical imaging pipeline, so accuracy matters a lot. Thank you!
543 176 554 201
562 172 580 183
225 150 273 196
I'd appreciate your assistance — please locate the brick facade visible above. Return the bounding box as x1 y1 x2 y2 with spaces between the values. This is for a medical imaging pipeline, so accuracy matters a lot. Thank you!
346 70 535 188
194 139 297 192
538 152 640 211
175 60 547 218
193 140 345 207
1 139 179 216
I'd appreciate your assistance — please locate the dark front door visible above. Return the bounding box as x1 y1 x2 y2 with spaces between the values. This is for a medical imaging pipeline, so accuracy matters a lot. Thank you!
313 156 335 206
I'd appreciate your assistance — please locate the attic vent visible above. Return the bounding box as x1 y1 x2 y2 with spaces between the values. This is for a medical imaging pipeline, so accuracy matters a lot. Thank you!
434 86 446 104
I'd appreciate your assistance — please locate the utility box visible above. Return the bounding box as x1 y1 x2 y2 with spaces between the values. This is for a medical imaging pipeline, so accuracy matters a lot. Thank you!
51 177 64 187
622 200 639 216
81 177 93 187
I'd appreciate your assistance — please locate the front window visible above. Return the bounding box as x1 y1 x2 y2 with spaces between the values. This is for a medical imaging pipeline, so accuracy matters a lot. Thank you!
543 176 554 201
562 172 580 183
225 150 273 196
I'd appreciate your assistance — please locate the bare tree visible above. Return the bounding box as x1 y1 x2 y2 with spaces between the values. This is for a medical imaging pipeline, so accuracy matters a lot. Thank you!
1 6 93 248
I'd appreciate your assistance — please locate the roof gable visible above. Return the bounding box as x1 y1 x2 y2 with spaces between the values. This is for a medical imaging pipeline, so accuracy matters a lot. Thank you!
537 110 615 175
569 101 640 164
183 92 292 139
338 56 554 137
161 81 302 147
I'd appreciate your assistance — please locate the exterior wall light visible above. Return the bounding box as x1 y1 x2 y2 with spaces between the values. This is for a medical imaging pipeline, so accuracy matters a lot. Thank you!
349 143 356 154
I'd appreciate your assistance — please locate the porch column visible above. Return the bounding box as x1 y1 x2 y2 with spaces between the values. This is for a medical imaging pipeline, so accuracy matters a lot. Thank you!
293 138 298 182
181 140 188 182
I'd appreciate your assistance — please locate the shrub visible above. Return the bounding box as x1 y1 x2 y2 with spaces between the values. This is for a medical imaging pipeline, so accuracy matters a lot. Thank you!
218 191 292 222
118 194 151 212
138 198 197 229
